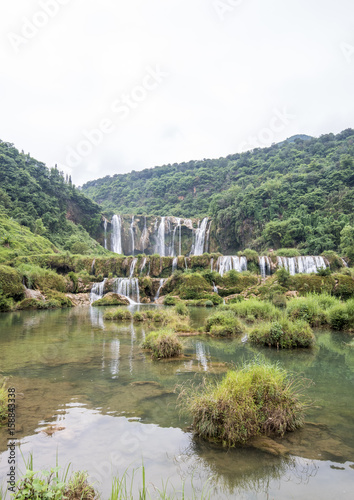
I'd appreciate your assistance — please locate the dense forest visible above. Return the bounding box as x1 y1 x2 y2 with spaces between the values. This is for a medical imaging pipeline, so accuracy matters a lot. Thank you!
0 140 106 255
82 129 354 255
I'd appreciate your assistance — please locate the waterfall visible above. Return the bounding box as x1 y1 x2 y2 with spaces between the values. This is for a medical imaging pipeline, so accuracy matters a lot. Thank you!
205 220 211 253
210 257 214 271
178 218 182 256
341 258 348 267
172 257 178 273
90 279 106 303
140 216 149 253
170 217 181 257
130 216 135 255
103 220 107 250
193 217 209 255
111 215 122 254
130 258 137 278
91 259 95 275
277 256 327 275
195 341 209 371
155 278 166 301
216 256 247 277
184 257 188 270
155 217 165 256
259 256 272 278
212 281 218 293
114 278 140 304
140 257 147 274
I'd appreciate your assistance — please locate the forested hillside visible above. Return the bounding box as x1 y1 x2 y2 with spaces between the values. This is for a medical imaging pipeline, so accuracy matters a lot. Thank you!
82 129 354 254
0 140 106 254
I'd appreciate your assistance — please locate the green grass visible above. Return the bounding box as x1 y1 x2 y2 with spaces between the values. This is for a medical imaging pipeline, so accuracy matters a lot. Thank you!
226 299 281 323
142 329 183 359
0 378 7 425
205 311 244 337
181 358 307 446
249 318 315 349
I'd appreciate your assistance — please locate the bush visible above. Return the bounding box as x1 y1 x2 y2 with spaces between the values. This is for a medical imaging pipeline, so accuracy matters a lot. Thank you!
329 305 350 330
287 294 331 326
276 248 300 257
182 359 306 445
0 264 24 300
272 294 287 308
142 329 183 359
18 264 66 293
163 295 178 306
228 298 281 322
104 309 132 321
249 318 315 348
175 302 188 316
0 379 7 424
205 311 244 336
133 311 144 322
205 300 214 307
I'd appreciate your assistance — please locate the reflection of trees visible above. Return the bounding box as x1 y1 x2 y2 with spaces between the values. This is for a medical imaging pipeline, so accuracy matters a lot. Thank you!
172 437 319 498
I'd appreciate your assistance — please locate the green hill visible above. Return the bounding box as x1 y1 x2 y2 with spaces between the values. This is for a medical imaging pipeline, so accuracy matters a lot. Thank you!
0 140 107 255
82 129 354 254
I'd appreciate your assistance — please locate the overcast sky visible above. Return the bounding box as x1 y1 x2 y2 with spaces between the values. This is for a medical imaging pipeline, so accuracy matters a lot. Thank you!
1 0 354 186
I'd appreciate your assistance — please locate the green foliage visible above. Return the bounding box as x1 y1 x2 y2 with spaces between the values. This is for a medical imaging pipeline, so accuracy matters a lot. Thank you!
175 302 188 316
205 311 244 336
276 268 290 287
0 379 7 424
82 129 354 254
104 309 132 321
249 318 315 348
286 294 337 326
276 248 300 257
142 329 183 359
340 225 354 264
227 298 281 322
0 264 24 300
163 295 178 306
18 264 66 292
177 273 212 299
182 359 306 445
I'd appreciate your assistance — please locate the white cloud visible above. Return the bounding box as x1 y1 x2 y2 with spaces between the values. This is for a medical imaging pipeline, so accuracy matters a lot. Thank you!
0 0 353 186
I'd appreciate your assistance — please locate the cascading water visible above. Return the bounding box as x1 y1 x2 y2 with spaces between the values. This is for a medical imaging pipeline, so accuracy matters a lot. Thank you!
205 220 211 253
172 257 178 272
154 279 166 301
111 215 122 254
130 216 135 255
276 256 327 275
140 216 149 253
130 258 137 278
140 257 147 274
193 217 209 256
259 256 272 278
90 279 106 303
114 278 140 304
216 256 247 277
210 257 214 271
184 257 188 270
341 258 348 268
170 217 182 257
155 217 165 256
212 282 218 293
103 220 108 250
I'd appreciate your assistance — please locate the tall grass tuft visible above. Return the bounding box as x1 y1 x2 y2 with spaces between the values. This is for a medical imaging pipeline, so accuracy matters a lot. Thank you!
249 318 315 348
142 329 183 359
227 299 281 322
180 358 307 446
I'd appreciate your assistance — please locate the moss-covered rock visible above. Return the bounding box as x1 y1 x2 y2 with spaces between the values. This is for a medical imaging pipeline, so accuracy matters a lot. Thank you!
92 293 130 306
333 274 354 299
0 264 24 300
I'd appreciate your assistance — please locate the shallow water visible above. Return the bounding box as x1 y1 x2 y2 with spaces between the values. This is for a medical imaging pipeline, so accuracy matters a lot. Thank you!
0 306 353 499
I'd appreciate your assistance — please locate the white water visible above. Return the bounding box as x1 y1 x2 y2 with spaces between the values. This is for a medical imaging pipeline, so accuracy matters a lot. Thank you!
170 217 182 257
276 256 327 275
103 220 107 250
155 217 165 256
111 215 122 254
114 278 140 304
130 216 135 255
212 281 218 293
205 220 211 253
172 257 178 273
217 256 248 277
154 278 166 301
259 256 272 278
140 216 149 253
210 257 214 271
130 258 137 278
140 257 147 274
90 279 106 303
193 217 209 256
184 257 188 270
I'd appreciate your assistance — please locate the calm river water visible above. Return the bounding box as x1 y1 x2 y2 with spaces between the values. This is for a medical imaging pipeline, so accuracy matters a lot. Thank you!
0 306 353 499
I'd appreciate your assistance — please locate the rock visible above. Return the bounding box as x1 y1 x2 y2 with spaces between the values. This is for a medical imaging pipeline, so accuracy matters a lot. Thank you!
41 425 65 436
285 291 299 298
92 293 130 306
24 288 45 301
65 293 90 306
248 436 289 456
140 297 151 303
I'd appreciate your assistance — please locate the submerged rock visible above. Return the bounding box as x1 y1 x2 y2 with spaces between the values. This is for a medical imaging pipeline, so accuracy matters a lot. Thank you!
248 436 289 456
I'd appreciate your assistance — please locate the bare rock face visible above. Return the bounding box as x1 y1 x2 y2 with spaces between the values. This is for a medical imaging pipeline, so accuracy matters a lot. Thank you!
65 293 91 306
285 290 299 298
24 288 45 301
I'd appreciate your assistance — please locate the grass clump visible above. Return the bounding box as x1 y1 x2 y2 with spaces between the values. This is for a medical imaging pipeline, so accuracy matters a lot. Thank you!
104 309 132 321
205 311 244 337
249 318 315 348
228 298 281 323
182 358 306 445
175 302 188 316
0 378 7 425
142 329 183 359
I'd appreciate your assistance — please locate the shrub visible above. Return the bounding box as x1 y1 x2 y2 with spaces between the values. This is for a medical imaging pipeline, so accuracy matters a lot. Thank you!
205 311 243 336
205 300 214 307
175 302 188 316
133 311 144 322
104 309 132 321
249 318 314 348
286 294 332 326
142 330 183 359
0 379 7 424
163 295 178 306
182 359 306 445
0 264 24 300
18 264 66 293
329 305 350 330
272 294 287 308
276 248 301 257
276 268 291 287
